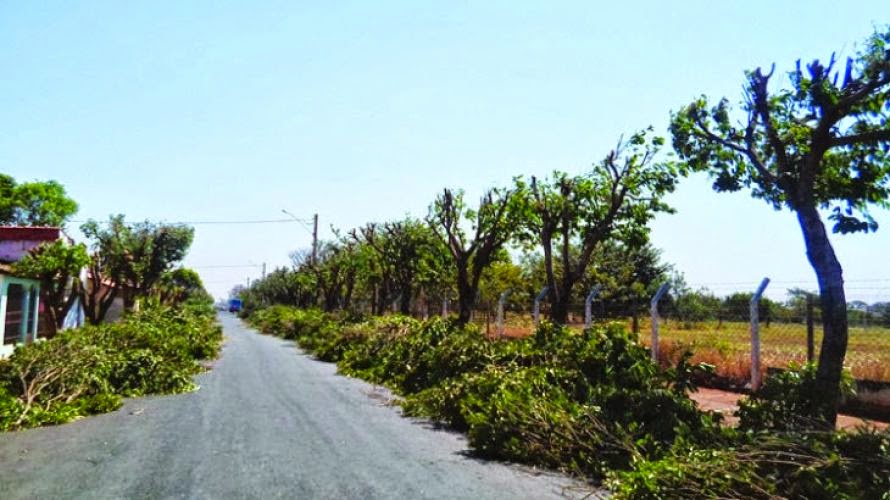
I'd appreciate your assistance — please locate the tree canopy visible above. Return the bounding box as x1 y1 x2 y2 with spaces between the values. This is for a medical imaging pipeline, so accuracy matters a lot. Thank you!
80 215 195 319
670 27 890 426
0 174 78 227
12 240 90 333
428 187 517 324
512 128 679 323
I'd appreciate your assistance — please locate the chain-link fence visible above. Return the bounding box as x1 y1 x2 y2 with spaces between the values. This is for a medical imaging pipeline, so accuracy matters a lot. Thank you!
462 281 890 386
647 293 890 386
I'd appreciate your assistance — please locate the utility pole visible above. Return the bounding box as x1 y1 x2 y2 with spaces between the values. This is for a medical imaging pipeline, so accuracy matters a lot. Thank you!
282 209 319 266
262 262 266 279
312 213 318 266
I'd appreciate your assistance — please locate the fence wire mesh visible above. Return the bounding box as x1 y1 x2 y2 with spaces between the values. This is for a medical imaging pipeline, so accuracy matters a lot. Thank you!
461 280 890 385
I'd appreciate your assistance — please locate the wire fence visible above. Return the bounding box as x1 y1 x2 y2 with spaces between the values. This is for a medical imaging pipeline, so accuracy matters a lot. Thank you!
460 281 890 386
357 278 890 385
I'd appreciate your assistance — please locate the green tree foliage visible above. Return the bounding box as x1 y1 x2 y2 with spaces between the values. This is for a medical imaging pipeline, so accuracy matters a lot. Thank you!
250 307 890 498
583 241 672 331
242 220 450 317
0 174 16 223
513 129 680 324
309 240 364 312
871 302 890 327
428 188 517 324
719 292 777 324
0 174 78 227
0 303 221 431
477 256 526 311
240 267 311 312
155 268 211 306
670 27 890 425
671 289 722 325
12 240 90 334
80 215 194 321
351 219 450 315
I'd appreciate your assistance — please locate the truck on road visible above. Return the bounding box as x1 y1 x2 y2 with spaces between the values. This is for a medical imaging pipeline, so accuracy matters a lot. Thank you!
228 298 243 313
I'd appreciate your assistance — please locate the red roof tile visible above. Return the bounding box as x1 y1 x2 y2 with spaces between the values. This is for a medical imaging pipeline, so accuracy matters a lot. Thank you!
0 226 62 241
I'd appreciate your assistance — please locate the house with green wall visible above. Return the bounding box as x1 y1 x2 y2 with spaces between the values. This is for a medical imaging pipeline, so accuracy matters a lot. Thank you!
0 227 61 357
0 263 41 357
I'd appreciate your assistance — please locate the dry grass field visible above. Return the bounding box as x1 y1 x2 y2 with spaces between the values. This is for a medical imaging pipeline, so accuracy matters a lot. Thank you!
476 313 890 383
646 319 890 383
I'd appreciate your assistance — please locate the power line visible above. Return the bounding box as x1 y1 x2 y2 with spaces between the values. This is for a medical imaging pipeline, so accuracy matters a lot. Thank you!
688 278 890 287
70 218 315 226
281 209 316 238
192 264 262 269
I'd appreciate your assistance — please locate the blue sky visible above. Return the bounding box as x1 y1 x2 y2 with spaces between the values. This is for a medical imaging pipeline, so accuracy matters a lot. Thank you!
1 2 888 301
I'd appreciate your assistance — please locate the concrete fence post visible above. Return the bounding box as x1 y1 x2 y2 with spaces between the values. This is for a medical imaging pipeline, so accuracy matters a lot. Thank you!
497 289 512 338
442 297 449 318
650 283 670 362
806 294 815 362
584 286 601 329
533 286 549 327
750 277 771 391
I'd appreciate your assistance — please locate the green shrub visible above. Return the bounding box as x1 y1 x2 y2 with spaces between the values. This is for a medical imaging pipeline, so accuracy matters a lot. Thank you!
608 429 890 499
403 323 724 478
247 305 887 498
737 362 856 432
0 303 221 430
249 305 304 339
607 446 772 499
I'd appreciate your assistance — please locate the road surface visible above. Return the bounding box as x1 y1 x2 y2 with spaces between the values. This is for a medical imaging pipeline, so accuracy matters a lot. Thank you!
0 314 586 499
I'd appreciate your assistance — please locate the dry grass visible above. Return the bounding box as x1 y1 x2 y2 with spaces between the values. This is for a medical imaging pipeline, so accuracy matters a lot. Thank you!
481 314 890 383
646 319 890 383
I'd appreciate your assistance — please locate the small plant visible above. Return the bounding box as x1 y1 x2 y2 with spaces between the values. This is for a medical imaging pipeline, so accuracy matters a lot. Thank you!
737 362 855 431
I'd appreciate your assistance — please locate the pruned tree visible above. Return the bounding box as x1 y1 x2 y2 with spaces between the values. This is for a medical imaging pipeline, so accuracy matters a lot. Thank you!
12 240 90 334
350 224 393 314
670 27 890 425
428 187 516 324
514 128 679 324
81 215 195 318
307 240 360 312
352 219 445 315
81 250 120 325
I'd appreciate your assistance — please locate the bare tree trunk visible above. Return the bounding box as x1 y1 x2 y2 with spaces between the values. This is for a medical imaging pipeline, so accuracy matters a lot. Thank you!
42 291 60 336
454 262 475 324
797 205 848 427
343 271 355 310
550 294 569 325
82 262 119 325
541 232 564 324
399 290 412 315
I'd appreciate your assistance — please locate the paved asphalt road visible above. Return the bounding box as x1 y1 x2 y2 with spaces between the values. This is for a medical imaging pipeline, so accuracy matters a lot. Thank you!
0 314 587 500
